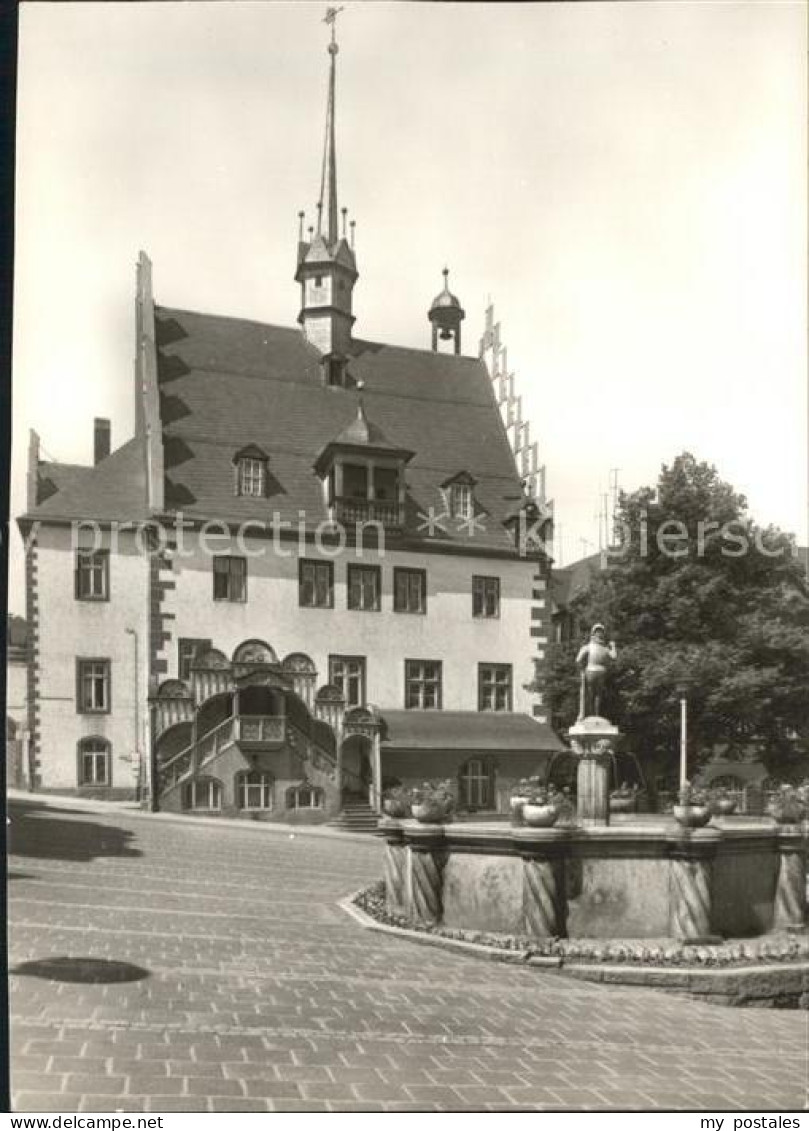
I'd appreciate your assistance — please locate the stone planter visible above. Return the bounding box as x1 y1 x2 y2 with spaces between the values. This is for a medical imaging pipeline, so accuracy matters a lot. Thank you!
713 799 737 817
767 802 805 826
609 796 635 815
412 801 452 824
673 804 712 829
510 795 530 825
383 799 411 819
521 803 559 828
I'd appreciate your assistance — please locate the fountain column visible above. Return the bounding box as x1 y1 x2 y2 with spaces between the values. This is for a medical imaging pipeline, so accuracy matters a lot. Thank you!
568 716 620 827
379 816 406 916
774 827 807 932
515 827 568 937
406 824 447 926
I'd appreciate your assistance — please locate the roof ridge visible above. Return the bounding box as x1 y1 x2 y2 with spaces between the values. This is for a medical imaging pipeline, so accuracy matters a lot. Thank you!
155 305 484 362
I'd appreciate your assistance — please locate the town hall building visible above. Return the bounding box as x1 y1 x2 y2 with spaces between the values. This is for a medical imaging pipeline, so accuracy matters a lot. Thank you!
18 19 561 824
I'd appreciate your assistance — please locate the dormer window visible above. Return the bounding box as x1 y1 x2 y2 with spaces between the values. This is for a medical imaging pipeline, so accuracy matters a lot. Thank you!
442 472 478 520
449 482 473 519
313 402 415 531
239 457 265 497
233 445 269 498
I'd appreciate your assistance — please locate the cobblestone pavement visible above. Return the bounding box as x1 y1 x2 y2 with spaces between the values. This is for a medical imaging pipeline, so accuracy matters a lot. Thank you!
8 797 809 1112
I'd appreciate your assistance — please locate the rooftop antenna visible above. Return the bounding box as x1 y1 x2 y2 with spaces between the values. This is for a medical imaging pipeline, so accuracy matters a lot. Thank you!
609 467 621 546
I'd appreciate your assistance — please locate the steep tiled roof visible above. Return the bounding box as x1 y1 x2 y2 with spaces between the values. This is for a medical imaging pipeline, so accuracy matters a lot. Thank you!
380 709 565 752
25 440 148 523
154 307 526 553
550 552 603 611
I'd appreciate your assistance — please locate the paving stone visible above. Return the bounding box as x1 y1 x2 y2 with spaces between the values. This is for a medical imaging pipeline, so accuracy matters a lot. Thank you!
9 798 808 1114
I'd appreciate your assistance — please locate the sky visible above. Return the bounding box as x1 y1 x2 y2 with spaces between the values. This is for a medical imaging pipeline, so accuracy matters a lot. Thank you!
9 0 807 613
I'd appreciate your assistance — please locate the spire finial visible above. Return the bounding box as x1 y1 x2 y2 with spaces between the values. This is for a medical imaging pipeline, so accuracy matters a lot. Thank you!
324 7 343 53
317 7 343 245
355 378 366 420
443 266 450 291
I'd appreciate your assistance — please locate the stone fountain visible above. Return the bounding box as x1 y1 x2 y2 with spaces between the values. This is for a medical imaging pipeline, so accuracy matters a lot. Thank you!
379 621 807 945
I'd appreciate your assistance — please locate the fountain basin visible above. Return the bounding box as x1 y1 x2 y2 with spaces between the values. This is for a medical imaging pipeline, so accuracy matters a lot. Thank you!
379 817 806 942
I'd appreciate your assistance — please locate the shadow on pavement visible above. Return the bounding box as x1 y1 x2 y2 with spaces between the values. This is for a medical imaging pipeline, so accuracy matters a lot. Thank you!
11 957 150 984
8 799 142 863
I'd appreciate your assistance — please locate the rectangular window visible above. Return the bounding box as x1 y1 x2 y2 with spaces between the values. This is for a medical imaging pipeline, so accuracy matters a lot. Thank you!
472 575 500 618
393 568 427 614
77 659 111 714
405 659 442 710
178 638 211 682
238 457 266 498
478 663 513 712
75 550 109 601
79 740 110 785
347 565 381 611
299 559 334 608
329 655 366 708
213 556 247 602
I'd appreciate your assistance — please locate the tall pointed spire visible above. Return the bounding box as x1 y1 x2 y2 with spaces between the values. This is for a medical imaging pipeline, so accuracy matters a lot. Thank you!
319 7 343 247
295 7 358 360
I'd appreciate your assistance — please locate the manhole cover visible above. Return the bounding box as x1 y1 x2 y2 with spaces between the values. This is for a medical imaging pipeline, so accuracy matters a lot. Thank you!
11 957 149 984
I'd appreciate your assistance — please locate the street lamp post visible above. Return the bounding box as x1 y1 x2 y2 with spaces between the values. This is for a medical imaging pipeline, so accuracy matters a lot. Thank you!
679 695 688 787
125 627 143 802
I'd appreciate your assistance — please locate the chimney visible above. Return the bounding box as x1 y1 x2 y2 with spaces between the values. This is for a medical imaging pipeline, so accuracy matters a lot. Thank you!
94 418 111 465
26 429 40 511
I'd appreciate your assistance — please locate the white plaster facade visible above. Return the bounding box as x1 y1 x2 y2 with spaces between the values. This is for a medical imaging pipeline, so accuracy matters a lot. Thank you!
33 524 150 791
160 535 541 713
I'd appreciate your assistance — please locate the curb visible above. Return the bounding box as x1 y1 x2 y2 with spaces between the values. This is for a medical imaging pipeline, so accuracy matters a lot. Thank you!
339 891 809 1004
6 789 380 846
338 891 562 967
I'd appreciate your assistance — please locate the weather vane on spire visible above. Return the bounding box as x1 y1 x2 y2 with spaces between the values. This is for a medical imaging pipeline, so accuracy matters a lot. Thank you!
324 6 344 53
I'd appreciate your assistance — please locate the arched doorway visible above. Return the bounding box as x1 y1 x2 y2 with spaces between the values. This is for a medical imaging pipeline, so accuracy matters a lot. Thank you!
341 733 372 801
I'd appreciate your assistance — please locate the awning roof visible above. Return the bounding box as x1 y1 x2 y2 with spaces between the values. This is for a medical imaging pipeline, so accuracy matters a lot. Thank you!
380 710 565 753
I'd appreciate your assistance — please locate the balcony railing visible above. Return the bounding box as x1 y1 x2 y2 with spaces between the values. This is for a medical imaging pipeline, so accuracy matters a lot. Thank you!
333 497 403 529
236 715 286 746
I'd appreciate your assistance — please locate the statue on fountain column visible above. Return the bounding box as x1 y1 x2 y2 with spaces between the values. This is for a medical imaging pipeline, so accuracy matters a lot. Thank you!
576 624 617 721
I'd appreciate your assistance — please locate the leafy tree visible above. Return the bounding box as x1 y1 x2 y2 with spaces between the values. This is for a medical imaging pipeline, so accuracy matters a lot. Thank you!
547 453 809 791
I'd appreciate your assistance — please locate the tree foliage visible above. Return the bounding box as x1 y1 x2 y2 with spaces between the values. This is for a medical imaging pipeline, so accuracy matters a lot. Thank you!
546 453 809 785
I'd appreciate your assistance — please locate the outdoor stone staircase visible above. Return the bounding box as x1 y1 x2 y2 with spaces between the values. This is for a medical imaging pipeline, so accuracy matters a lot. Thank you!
328 800 380 834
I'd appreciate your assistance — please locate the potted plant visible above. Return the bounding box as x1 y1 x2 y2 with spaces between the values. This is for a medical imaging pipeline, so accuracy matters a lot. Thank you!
673 782 712 828
509 778 533 825
521 782 563 828
767 784 807 826
411 779 456 824
609 782 638 814
710 786 738 817
382 785 412 819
